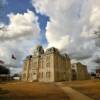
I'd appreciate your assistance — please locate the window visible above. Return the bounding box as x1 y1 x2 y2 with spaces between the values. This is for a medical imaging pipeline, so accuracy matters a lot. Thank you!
56 72 59 78
46 56 50 62
38 72 40 78
42 60 44 68
46 63 50 67
39 72 43 79
29 73 32 79
41 72 43 78
39 60 42 68
33 73 36 75
46 72 51 79
23 73 26 79
34 62 37 67
38 62 41 68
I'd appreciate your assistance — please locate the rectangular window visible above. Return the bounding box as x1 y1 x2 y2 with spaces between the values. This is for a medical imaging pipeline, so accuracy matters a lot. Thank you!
42 60 44 68
46 56 50 62
33 73 36 75
46 63 50 67
23 73 26 79
39 60 42 68
39 72 43 79
41 72 43 78
38 72 40 78
46 72 51 79
33 62 37 68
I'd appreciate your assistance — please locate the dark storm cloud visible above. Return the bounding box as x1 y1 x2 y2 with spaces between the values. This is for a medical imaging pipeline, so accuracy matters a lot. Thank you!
93 58 100 64
69 53 92 60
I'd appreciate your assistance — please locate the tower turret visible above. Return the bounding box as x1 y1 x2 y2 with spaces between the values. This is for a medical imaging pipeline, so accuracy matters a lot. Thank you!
34 45 44 56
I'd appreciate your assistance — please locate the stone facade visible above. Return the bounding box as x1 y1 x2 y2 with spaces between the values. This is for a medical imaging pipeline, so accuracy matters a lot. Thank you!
22 45 72 82
96 69 100 78
71 62 88 80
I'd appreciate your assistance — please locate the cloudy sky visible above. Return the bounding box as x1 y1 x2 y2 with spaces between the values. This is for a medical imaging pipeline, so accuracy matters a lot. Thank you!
0 0 100 74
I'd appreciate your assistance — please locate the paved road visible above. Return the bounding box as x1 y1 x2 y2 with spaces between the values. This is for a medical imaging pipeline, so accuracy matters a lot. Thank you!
56 83 94 100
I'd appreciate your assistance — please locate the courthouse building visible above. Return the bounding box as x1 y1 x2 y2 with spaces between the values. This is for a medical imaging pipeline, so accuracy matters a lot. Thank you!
71 62 89 80
96 69 100 78
22 45 72 82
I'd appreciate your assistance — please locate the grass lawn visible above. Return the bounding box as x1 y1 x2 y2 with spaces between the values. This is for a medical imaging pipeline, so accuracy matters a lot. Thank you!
64 80 100 100
0 81 69 100
0 80 100 100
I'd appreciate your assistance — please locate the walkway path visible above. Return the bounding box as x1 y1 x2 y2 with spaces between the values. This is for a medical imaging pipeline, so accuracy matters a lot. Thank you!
56 83 94 100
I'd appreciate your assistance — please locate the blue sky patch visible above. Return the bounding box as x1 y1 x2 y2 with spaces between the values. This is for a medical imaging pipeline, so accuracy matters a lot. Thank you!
0 0 49 45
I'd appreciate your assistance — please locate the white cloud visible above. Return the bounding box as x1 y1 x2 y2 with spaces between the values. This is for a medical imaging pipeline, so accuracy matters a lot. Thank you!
0 10 41 73
32 0 91 50
1 0 100 73
32 0 100 71
0 10 40 41
0 39 39 70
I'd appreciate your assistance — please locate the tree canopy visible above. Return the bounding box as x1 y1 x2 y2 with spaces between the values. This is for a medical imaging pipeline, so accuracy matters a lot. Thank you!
0 65 10 74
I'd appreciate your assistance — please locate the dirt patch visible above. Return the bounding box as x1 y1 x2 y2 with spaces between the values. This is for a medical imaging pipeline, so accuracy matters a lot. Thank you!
0 82 69 100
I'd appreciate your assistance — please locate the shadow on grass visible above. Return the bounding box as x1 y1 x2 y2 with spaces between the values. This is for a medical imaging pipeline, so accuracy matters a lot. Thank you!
0 88 10 100
0 88 9 95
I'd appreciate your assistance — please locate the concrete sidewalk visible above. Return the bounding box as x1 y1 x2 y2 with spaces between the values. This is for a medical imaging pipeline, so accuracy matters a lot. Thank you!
56 84 94 100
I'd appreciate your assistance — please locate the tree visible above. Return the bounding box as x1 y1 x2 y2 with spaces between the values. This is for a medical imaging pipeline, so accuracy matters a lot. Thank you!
0 65 10 75
91 72 96 77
